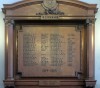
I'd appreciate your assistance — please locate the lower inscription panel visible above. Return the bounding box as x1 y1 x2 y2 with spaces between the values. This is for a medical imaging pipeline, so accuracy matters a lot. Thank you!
18 25 81 77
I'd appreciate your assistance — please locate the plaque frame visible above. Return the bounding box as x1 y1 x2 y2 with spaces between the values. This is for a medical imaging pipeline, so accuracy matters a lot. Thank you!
2 0 97 88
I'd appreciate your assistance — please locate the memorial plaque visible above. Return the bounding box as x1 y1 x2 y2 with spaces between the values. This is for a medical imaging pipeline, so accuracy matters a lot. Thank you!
18 25 81 77
3 0 97 87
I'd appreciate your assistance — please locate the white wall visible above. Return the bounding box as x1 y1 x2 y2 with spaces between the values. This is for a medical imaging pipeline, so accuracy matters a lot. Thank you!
0 11 4 88
0 0 100 88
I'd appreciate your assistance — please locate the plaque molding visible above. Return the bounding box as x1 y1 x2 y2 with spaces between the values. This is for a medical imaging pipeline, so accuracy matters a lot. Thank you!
75 25 83 32
15 25 23 32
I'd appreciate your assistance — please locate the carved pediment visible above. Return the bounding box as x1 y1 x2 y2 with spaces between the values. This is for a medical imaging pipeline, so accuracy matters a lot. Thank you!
2 0 97 19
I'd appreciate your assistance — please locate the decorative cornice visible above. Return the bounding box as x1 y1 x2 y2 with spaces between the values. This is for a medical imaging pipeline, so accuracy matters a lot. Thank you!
2 0 97 14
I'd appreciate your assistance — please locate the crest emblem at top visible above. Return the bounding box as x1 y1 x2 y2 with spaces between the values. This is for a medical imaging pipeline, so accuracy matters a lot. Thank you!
42 0 58 10
36 0 64 15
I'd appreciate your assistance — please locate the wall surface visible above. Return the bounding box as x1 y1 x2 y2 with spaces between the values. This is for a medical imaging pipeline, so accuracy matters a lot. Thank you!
0 10 4 88
0 0 100 88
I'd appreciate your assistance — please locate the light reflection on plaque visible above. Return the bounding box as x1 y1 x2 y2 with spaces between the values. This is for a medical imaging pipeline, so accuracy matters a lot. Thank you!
18 25 81 77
